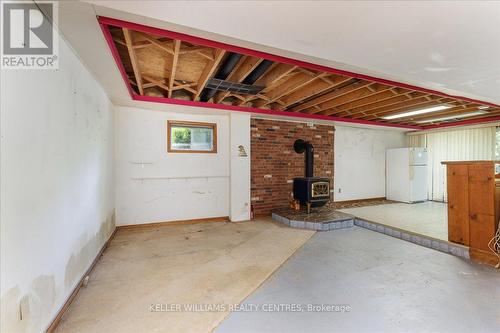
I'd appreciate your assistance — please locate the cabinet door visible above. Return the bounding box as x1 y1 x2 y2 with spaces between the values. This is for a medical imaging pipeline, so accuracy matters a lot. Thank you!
469 213 496 251
468 165 494 215
468 165 496 251
447 165 469 244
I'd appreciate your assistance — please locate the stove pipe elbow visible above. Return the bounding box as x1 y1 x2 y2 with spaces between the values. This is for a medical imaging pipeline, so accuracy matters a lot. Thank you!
294 139 314 178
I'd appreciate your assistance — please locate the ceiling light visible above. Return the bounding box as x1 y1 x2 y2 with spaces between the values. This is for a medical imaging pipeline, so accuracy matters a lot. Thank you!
382 105 451 120
478 105 490 110
415 111 488 124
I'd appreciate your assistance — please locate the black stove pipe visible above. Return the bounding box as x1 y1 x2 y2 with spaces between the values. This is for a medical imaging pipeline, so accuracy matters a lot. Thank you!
294 139 314 178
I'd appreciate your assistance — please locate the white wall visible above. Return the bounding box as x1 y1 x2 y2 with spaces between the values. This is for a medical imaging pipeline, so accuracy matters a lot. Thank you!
229 113 251 221
0 34 115 332
334 126 406 201
115 106 251 225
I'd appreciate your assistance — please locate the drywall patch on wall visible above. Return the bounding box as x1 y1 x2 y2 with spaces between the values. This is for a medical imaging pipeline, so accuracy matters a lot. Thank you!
334 125 406 201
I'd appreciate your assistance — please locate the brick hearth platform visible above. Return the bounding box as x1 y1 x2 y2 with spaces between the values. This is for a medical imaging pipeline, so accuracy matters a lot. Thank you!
272 206 354 231
272 206 470 261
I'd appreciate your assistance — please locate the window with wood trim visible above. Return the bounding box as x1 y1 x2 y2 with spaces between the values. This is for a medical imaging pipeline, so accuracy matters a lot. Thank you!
167 121 217 153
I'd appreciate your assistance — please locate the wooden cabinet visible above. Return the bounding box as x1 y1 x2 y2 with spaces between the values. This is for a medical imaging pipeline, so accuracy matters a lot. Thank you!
446 164 470 245
442 161 499 254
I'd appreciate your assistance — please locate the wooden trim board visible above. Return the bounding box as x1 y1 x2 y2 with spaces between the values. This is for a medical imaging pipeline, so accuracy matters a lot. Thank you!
469 248 500 267
333 197 387 204
46 227 118 333
116 216 230 230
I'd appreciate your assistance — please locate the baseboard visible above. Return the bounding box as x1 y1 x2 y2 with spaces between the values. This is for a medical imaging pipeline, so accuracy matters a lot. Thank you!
253 213 271 218
469 248 500 267
116 216 230 230
45 227 118 333
333 197 386 204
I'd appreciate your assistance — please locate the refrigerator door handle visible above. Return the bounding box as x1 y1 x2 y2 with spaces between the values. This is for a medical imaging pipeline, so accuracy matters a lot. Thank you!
409 167 414 180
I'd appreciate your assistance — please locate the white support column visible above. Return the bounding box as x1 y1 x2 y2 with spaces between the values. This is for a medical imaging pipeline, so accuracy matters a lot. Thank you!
229 113 251 221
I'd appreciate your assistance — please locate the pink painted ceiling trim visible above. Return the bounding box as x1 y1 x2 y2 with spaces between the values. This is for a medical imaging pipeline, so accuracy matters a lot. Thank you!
97 16 499 130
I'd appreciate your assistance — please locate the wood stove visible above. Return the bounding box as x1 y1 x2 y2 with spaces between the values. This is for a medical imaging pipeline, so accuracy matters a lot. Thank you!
292 139 330 213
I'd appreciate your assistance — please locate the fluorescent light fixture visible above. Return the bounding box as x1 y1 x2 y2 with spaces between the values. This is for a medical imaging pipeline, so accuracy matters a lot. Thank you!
478 105 490 110
415 111 488 124
382 105 451 120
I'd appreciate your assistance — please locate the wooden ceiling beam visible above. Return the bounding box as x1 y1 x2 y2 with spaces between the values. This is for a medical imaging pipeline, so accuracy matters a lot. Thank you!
321 88 404 116
138 33 174 55
142 75 169 92
129 73 155 89
123 28 144 95
215 57 264 103
114 37 152 50
392 104 480 124
180 45 214 60
420 108 499 126
113 37 127 47
313 83 393 115
142 82 157 89
254 72 326 108
362 99 446 120
344 92 428 118
180 45 209 54
405 108 498 126
254 63 297 91
362 97 452 120
168 40 181 98
238 93 272 106
194 49 227 101
172 81 197 94
292 80 370 113
230 57 264 82
281 75 351 108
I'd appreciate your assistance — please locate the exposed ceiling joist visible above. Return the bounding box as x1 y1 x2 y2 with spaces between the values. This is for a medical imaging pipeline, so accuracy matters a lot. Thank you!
194 49 227 101
122 28 144 95
168 40 181 98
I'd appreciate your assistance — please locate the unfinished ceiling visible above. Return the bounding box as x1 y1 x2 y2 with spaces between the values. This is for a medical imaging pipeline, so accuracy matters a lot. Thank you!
101 17 500 128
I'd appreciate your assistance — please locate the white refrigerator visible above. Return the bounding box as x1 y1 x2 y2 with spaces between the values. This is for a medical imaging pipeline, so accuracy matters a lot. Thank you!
386 148 428 203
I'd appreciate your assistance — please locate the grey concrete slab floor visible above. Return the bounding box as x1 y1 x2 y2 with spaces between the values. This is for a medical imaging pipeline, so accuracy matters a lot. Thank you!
216 226 499 333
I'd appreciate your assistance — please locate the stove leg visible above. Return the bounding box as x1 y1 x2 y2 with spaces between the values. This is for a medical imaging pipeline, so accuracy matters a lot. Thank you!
306 202 311 214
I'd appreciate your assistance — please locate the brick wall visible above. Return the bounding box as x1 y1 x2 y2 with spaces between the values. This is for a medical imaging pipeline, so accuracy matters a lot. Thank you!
251 118 334 216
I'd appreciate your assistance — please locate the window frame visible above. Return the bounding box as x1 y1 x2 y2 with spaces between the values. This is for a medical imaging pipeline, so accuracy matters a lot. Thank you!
167 120 218 153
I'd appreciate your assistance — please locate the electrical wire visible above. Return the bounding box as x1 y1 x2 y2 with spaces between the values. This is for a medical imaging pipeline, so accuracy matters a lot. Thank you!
487 220 500 269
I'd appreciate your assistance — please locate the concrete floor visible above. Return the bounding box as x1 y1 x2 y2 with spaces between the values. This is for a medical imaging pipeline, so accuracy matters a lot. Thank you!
339 201 448 240
55 219 314 333
217 227 500 333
